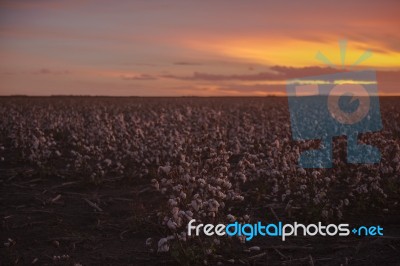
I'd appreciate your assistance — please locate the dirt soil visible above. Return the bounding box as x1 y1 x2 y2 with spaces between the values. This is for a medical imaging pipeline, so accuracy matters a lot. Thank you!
1 165 399 266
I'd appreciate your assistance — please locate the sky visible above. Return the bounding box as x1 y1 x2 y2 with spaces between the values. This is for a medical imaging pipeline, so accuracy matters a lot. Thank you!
0 0 399 96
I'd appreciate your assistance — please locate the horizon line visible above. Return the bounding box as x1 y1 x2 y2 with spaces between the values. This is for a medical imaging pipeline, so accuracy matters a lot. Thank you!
1 94 400 98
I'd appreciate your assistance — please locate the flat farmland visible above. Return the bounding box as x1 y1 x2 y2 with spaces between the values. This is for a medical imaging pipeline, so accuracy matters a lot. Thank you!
1 97 399 265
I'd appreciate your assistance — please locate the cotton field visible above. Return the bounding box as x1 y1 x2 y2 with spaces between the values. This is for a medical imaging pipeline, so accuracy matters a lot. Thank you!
1 96 399 265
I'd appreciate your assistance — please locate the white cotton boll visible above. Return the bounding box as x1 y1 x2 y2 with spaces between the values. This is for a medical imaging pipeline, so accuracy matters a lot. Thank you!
185 210 193 217
168 199 178 207
191 200 199 211
162 216 169 225
274 139 280 149
222 181 232 189
145 238 153 247
173 184 183 191
157 238 169 253
183 174 190 183
235 195 244 201
208 199 220 212
197 178 206 187
238 173 247 183
227 214 236 223
217 191 226 199
344 198 349 206
178 232 187 242
167 219 177 230
180 191 187 199
158 165 171 175
104 158 112 166
172 207 180 216
151 179 160 190
176 216 183 227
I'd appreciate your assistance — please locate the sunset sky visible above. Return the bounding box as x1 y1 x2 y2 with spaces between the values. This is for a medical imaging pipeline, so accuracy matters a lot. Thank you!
1 0 399 96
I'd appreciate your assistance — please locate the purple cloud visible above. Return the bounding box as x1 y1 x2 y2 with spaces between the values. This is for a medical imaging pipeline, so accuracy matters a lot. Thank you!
162 66 342 81
33 68 70 75
120 74 157 81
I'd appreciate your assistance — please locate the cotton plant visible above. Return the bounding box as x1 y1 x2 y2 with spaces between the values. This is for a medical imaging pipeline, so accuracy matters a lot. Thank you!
153 144 252 253
0 98 398 246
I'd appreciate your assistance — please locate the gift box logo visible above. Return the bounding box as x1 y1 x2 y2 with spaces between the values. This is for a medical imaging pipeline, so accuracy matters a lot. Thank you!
287 42 382 168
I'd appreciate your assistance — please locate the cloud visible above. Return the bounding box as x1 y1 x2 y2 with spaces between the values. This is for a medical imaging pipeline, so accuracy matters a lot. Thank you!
0 0 85 10
173 61 202 66
33 68 70 75
120 74 157 80
269 66 343 79
164 66 400 96
162 66 342 81
170 83 286 96
162 71 279 81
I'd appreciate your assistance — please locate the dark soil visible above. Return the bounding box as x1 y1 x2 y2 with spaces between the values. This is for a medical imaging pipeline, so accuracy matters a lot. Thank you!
1 165 399 266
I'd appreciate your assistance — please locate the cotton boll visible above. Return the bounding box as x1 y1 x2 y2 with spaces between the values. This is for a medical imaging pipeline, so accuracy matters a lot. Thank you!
177 191 185 199
227 214 236 223
185 210 193 218
158 165 171 175
235 195 244 201
104 158 112 166
167 219 177 230
344 199 349 206
168 199 178 207
237 173 247 183
145 238 153 247
151 179 160 190
249 246 260 251
157 238 169 253
172 207 180 218
178 232 187 242
191 200 199 212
